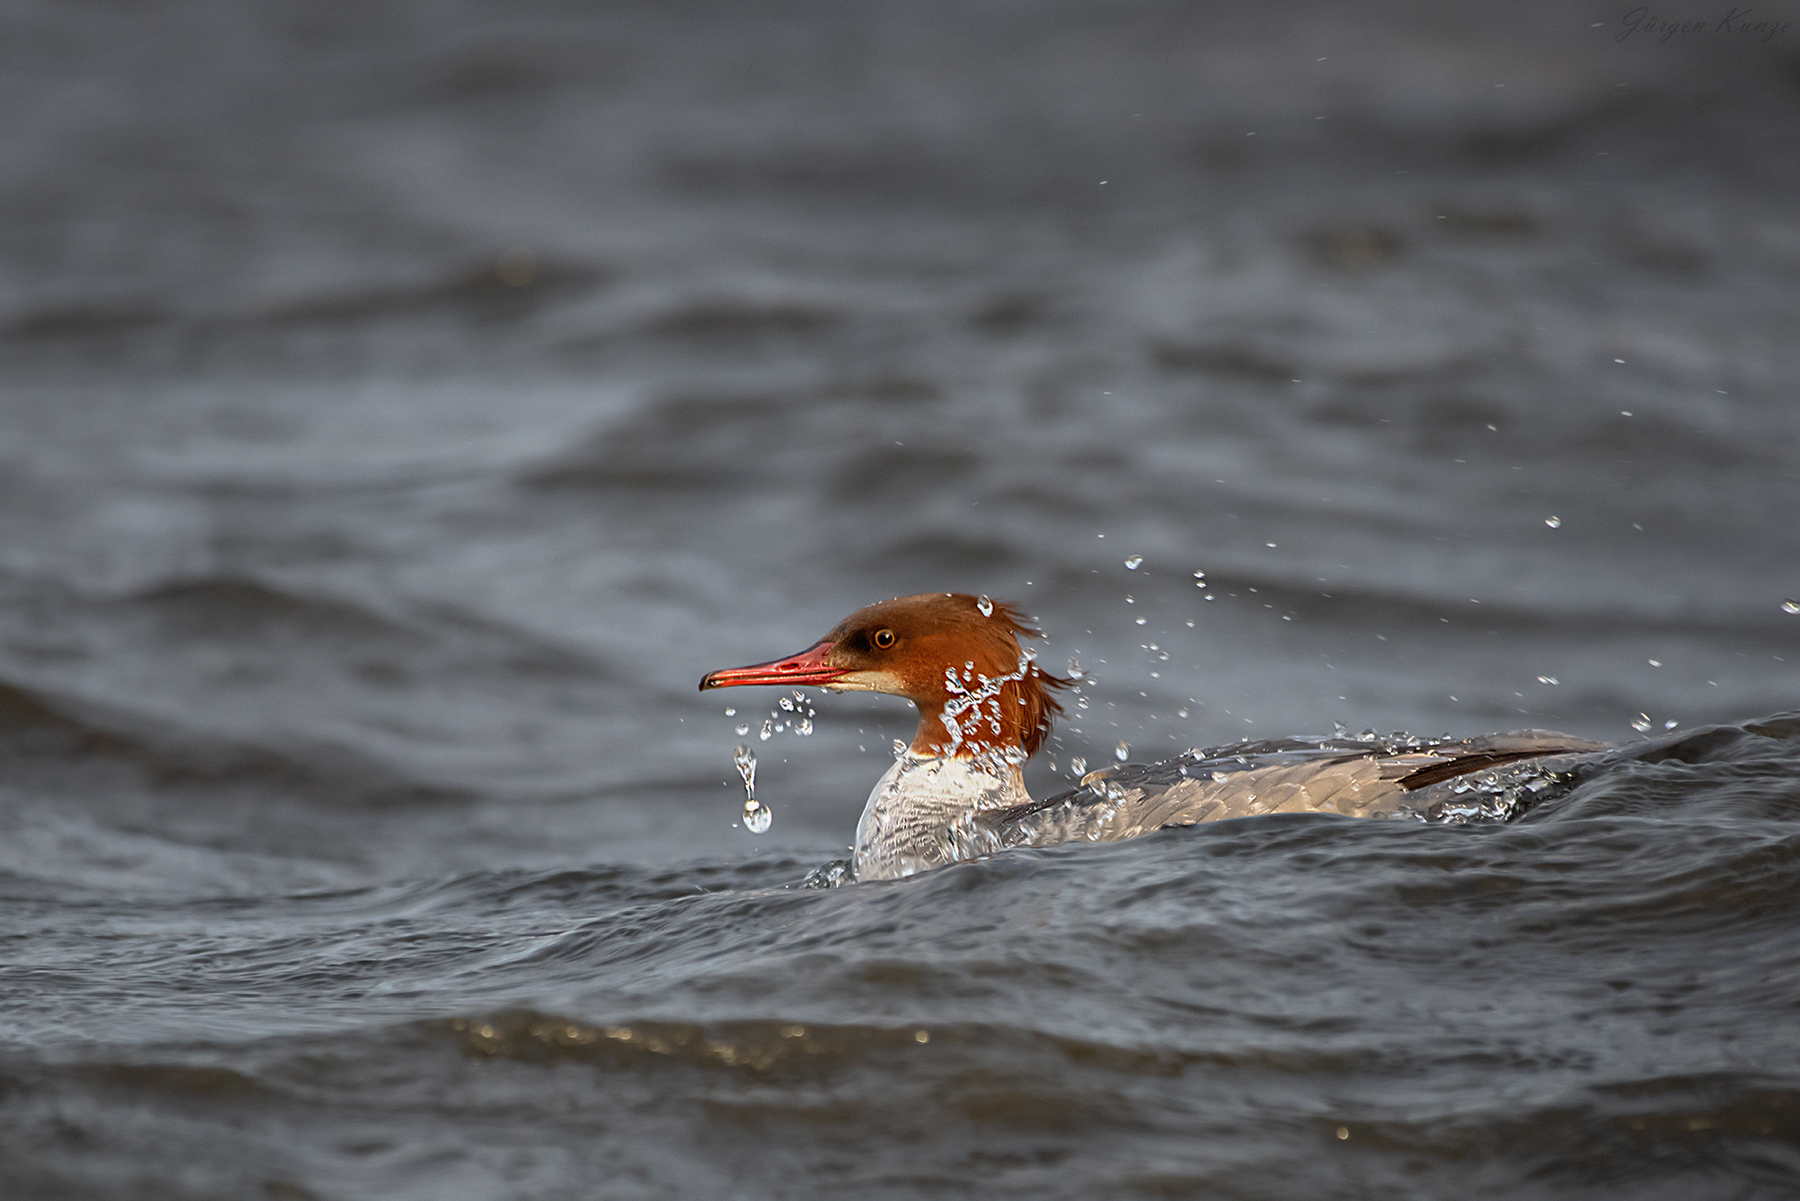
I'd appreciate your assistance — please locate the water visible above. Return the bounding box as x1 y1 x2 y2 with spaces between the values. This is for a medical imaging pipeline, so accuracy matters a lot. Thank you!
733 743 770 834
3 0 1799 1196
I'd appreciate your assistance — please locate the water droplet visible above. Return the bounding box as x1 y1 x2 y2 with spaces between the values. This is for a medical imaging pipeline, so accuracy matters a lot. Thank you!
1192 569 1206 579
1177 707 1189 718
734 744 757 801
1135 617 1146 625
1537 676 1558 686
1265 542 1278 548
1069 756 1087 775
892 739 909 759
743 802 772 834
1647 659 1661 667
1783 599 1800 615
1664 719 1678 729
1545 516 1562 528
1125 595 1135 604
1631 714 1653 733
724 707 736 716
759 719 774 741
976 595 994 616
779 696 795 711
1067 658 1084 679
734 724 749 736
795 717 813 736
1114 741 1130 762
1124 555 1144 570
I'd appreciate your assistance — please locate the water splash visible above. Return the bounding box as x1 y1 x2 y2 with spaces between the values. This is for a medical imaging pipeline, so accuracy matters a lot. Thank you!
734 745 771 834
752 691 818 743
936 651 1036 761
1420 763 1570 824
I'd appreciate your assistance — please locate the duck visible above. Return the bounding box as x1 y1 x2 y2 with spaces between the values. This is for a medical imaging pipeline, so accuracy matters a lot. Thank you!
699 592 1613 881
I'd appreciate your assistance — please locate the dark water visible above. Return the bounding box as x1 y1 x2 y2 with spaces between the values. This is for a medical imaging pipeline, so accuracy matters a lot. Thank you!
3 1 1799 1196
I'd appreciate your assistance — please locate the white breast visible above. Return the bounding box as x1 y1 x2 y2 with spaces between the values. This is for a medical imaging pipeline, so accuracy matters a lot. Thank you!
852 753 1031 881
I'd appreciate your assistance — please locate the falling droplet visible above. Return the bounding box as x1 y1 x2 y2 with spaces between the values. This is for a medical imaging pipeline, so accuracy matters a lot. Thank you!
1545 516 1562 529
1192 569 1206 580
1135 617 1146 625
1631 714 1653 733
724 707 736 716
1114 741 1130 762
1067 658 1084 679
759 719 774 741
1664 719 1679 729
795 717 813 736
1537 676 1558 686
734 724 749 736
1124 555 1144 570
977 595 994 616
1069 756 1087 775
1783 599 1800 615
779 696 794 711
734 744 756 797
734 744 770 834
1177 707 1189 718
891 739 909 759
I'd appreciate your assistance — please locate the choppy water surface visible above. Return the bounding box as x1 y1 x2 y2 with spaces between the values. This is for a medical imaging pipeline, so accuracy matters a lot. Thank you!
3 1 1799 1197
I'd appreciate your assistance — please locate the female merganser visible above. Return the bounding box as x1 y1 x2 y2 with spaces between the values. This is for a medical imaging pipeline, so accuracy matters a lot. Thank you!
700 592 1611 881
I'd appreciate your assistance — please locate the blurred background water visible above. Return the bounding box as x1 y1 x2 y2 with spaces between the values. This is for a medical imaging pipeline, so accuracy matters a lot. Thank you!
2 1 1798 1197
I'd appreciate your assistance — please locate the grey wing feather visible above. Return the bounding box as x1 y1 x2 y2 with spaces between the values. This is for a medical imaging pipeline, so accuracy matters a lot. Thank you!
989 730 1612 847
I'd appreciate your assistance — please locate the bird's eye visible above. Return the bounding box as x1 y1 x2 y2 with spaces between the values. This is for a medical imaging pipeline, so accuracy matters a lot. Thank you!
872 628 896 650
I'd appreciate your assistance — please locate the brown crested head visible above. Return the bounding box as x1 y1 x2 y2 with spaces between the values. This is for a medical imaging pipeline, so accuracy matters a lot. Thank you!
700 592 1069 759
815 593 1068 758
